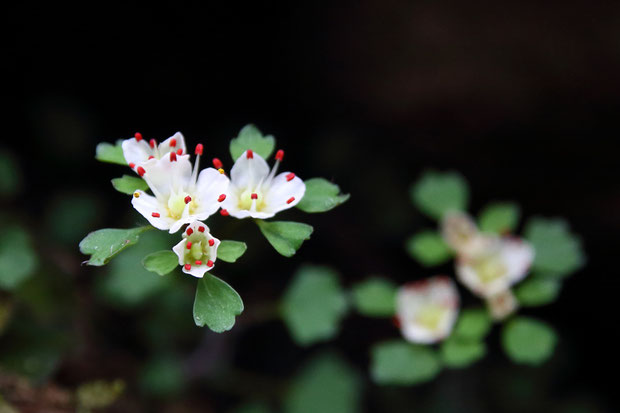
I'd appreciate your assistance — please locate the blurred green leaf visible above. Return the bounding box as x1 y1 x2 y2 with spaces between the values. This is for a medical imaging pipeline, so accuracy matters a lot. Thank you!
0 149 22 198
111 175 149 195
502 317 557 365
410 171 469 220
515 278 561 307
139 356 185 398
478 202 520 234
296 178 350 213
47 193 102 245
351 277 397 317
193 273 244 332
230 124 275 160
0 225 38 291
284 353 361 413
142 250 178 276
453 308 492 341
95 141 126 165
256 220 313 257
281 265 348 346
79 226 151 266
371 340 441 385
524 217 585 278
218 240 248 263
76 379 125 412
405 231 452 267
440 337 486 368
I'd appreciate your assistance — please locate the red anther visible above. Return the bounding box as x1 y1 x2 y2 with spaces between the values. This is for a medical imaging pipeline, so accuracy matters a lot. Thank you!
186 242 192 249
170 138 177 147
134 132 143 141
251 193 258 200
208 239 215 246
218 194 226 202
212 158 223 169
286 197 295 204
184 196 192 204
148 155 155 160
151 212 160 217
275 149 284 161
176 148 183 155
128 162 136 169
149 138 156 148
186 228 193 236
137 166 146 176
246 149 253 159
195 143 203 156
220 209 229 216
392 316 401 329
286 172 295 181
198 226 205 232
195 260 202 265
170 152 177 162
207 260 214 267
184 264 192 271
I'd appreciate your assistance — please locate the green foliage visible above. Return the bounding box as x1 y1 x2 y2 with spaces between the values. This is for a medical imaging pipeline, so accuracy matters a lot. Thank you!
217 240 248 263
524 217 585 278
79 226 151 266
0 225 38 291
452 308 492 341
515 278 561 307
284 353 361 413
193 273 244 332
233 403 274 413
0 149 22 198
256 220 313 257
440 338 486 368
371 340 441 385
230 124 276 160
95 141 127 165
47 193 102 245
142 250 178 276
410 171 469 219
111 175 149 195
502 317 557 365
76 379 125 413
296 178 350 213
478 202 520 234
139 356 185 398
281 265 348 346
351 277 397 317
405 231 452 267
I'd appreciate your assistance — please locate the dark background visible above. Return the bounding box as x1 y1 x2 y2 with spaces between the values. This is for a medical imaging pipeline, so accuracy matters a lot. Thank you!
4 1 619 411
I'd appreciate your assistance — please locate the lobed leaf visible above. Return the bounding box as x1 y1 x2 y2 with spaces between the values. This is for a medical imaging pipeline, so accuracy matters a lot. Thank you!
296 178 350 213
452 308 492 341
502 317 557 365
79 226 151 266
193 273 244 332
440 338 486 368
371 340 441 385
515 277 561 307
230 124 275 160
478 202 520 234
217 240 248 263
111 175 149 195
142 250 178 276
351 277 397 317
410 171 469 220
95 141 127 165
256 220 313 257
405 231 452 267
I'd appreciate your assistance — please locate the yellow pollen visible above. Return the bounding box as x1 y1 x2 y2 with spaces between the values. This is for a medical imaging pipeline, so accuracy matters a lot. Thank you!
133 192 140 198
218 168 225 174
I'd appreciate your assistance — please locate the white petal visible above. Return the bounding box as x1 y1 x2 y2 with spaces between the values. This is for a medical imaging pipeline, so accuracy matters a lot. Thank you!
264 172 306 214
183 263 209 278
172 238 186 265
122 138 154 167
193 168 230 219
142 154 193 198
501 238 535 284
487 289 518 320
184 221 211 238
230 150 270 190
159 132 187 156
131 191 174 230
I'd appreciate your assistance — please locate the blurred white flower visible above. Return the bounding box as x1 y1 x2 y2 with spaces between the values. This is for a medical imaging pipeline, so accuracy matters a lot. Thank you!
486 289 519 321
122 132 186 170
172 221 220 278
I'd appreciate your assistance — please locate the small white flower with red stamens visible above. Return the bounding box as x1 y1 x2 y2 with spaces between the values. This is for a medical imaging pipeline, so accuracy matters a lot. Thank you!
219 149 305 219
131 143 228 233
395 276 460 344
172 221 220 278
122 131 187 170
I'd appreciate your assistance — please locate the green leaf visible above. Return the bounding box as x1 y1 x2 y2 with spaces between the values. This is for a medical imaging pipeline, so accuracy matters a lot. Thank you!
296 178 350 213
452 308 492 341
502 317 557 365
193 273 244 332
405 231 452 267
139 356 185 398
371 340 441 385
284 353 361 413
111 175 149 195
142 250 178 276
0 149 22 198
0 225 38 291
410 171 469 219
524 217 585 278
95 141 127 165
217 240 248 263
229 124 275 160
76 379 125 410
256 220 313 257
515 277 561 307
478 202 520 234
351 277 397 317
440 338 486 368
79 226 151 266
281 265 348 346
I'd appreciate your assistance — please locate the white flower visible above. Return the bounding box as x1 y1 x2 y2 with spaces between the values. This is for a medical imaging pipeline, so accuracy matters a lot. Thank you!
172 221 220 278
441 211 492 257
455 237 534 299
122 132 187 170
395 276 460 344
131 143 229 233
219 149 305 219
486 289 518 321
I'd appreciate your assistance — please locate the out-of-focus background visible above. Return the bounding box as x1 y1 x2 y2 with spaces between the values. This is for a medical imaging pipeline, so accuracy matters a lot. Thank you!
2 1 618 412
